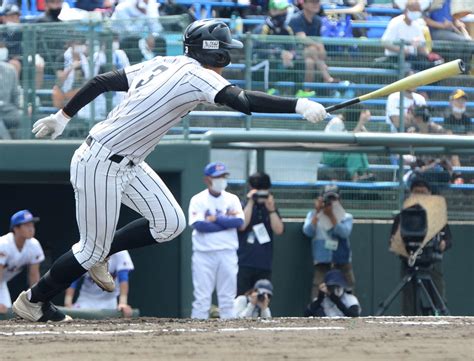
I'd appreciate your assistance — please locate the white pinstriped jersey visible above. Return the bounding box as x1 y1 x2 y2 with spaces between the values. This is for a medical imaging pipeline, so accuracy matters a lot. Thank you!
89 55 230 163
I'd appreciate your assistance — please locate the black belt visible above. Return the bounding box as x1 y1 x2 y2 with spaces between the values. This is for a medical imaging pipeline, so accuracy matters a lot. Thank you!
85 136 134 166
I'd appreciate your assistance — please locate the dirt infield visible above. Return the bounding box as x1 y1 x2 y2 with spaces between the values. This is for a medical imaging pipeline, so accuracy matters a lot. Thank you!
1 317 473 361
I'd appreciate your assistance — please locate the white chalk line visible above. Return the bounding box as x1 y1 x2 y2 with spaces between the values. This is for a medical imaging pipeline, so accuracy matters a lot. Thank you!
0 326 345 337
365 320 452 325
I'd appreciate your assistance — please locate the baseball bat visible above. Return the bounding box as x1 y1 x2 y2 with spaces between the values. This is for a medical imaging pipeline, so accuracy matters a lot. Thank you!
325 59 465 113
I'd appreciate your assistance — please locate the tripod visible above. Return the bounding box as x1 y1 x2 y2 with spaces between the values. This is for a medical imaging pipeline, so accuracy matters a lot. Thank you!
375 263 450 316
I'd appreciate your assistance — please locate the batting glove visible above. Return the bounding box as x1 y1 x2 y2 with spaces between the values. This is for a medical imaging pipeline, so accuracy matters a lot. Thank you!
32 110 70 139
296 98 327 123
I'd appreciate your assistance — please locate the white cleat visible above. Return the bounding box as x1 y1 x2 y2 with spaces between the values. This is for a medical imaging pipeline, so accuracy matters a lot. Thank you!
12 291 73 322
89 258 115 292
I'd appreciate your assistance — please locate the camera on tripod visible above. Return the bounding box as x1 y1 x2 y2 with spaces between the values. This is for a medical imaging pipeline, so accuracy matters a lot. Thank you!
400 205 444 268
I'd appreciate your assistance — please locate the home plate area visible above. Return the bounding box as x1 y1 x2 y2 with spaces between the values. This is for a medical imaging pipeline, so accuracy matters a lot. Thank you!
1 317 473 361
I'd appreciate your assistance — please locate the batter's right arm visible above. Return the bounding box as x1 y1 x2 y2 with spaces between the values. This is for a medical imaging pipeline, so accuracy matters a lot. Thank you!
32 70 130 139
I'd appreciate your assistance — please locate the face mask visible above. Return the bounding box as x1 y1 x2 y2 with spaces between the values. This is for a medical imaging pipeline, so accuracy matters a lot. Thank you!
49 7 62 19
112 41 120 51
210 178 228 193
406 10 422 21
0 47 8 62
452 106 466 114
333 286 344 297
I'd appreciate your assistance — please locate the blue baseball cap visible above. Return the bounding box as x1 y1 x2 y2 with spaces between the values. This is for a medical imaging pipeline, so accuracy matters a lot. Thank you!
324 269 348 288
10 210 40 229
204 162 229 177
254 279 273 296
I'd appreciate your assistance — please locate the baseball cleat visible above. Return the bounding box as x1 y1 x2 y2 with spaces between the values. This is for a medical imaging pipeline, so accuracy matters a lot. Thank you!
89 258 115 292
12 291 72 322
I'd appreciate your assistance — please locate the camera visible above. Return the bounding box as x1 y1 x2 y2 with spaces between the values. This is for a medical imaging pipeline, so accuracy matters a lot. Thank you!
257 290 270 302
252 190 270 201
400 205 443 267
413 105 431 123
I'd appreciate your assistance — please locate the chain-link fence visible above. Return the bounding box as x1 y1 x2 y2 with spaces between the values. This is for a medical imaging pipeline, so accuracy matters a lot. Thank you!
0 18 473 219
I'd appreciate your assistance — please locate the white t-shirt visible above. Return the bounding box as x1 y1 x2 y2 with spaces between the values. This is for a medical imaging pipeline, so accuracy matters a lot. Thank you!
385 91 427 132
0 232 45 283
381 15 425 56
233 295 272 319
321 293 360 317
73 251 134 310
188 189 244 252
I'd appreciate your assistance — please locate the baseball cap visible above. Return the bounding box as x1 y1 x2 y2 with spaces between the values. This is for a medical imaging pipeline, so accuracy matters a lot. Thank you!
450 89 467 101
254 279 273 296
269 0 290 10
10 210 40 229
324 269 348 288
320 184 340 199
204 162 229 177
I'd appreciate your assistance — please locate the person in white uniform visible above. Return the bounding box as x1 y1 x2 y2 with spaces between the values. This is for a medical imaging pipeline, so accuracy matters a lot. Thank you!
64 251 134 317
189 162 245 319
0 210 45 313
12 18 327 322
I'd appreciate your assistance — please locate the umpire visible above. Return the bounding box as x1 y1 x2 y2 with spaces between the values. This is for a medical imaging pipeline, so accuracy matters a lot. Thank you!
237 172 284 295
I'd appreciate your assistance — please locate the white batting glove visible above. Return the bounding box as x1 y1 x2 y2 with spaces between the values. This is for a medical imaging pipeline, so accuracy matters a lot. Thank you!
32 110 70 139
296 98 327 123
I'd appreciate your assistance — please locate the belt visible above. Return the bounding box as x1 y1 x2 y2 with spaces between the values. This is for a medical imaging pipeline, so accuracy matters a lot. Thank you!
85 136 134 166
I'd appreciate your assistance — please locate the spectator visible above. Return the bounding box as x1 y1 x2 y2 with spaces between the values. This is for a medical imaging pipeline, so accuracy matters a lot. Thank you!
52 40 91 119
443 89 473 135
188 162 245 319
237 172 284 295
234 279 273 319
389 177 452 315
253 0 297 88
302 185 355 300
385 73 427 132
64 251 134 318
0 210 45 314
92 37 131 118
111 0 162 35
321 108 374 181
304 269 361 317
0 42 20 139
75 0 114 12
424 0 472 72
0 4 45 88
381 0 432 71
35 0 64 23
289 0 336 97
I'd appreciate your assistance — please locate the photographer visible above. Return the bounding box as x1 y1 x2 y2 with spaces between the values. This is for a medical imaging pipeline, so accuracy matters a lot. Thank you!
237 172 284 295
390 177 452 315
303 185 355 300
234 279 273 319
304 269 361 317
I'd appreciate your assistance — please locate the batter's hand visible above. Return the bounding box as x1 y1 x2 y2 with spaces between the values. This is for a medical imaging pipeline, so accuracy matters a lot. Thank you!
296 98 327 123
32 110 71 139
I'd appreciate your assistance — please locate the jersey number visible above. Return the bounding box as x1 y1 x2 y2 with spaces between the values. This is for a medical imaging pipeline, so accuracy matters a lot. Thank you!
135 64 169 89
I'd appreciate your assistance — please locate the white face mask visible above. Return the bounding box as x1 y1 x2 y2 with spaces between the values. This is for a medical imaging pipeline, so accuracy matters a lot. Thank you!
406 10 422 21
112 41 120 51
0 47 8 62
333 286 344 297
452 106 466 114
210 178 228 193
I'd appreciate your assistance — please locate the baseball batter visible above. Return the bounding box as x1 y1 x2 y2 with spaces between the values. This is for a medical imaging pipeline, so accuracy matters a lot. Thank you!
64 251 134 317
13 19 327 322
0 210 45 312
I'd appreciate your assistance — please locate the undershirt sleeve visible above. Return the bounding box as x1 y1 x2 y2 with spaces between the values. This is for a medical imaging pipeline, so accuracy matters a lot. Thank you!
63 69 129 117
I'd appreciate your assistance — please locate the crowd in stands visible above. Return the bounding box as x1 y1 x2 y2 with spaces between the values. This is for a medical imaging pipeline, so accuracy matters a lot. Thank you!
0 0 472 186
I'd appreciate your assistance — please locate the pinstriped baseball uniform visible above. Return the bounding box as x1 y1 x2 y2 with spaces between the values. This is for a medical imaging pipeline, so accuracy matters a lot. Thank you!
71 55 230 270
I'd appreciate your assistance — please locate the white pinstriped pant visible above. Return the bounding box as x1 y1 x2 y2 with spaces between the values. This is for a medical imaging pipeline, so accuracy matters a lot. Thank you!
70 139 186 270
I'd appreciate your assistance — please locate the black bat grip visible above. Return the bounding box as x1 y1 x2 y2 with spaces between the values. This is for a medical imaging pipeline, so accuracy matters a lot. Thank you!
325 98 361 113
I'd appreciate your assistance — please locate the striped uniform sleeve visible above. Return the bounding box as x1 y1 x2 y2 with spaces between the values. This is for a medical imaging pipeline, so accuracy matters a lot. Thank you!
188 67 231 104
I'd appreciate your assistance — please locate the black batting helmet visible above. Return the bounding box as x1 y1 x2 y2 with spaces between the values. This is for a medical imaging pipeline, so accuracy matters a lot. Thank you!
183 19 243 68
